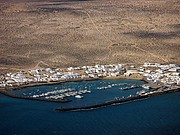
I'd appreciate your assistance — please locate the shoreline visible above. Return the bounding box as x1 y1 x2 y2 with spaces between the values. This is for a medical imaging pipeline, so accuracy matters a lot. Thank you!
0 74 179 109
0 75 147 104
0 75 144 91
0 78 99 91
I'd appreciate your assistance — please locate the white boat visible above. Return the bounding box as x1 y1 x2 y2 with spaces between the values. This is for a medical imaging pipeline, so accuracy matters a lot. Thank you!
136 90 146 95
142 85 150 89
75 95 83 99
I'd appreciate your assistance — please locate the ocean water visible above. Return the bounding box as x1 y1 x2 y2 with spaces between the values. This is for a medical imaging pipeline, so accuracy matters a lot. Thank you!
0 79 180 135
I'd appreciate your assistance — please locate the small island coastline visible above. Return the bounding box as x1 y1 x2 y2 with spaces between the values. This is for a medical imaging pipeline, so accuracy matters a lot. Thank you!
0 63 179 106
0 74 144 91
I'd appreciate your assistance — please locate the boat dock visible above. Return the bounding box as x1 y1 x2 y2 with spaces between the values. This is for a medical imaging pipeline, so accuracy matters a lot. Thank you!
0 90 71 103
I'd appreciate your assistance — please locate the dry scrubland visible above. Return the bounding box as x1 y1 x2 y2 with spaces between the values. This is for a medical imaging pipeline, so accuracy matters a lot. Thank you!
0 0 180 73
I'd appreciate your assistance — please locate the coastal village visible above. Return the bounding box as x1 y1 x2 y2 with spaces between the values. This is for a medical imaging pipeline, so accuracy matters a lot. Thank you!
0 63 180 90
0 62 180 110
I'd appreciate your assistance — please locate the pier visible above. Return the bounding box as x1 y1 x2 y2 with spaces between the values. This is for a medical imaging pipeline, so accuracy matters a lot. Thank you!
0 90 72 103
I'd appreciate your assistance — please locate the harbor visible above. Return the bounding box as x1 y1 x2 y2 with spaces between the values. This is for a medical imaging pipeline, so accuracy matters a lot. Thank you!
0 72 180 134
1 86 180 135
1 77 179 112
0 62 179 111
0 79 147 105
56 87 180 111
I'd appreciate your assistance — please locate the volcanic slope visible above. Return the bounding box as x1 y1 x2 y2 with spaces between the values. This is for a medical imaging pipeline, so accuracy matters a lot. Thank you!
0 0 180 71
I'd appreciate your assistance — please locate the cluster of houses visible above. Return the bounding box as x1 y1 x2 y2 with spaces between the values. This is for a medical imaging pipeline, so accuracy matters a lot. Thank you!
124 63 180 86
0 63 179 89
142 63 180 86
0 68 81 88
68 64 125 78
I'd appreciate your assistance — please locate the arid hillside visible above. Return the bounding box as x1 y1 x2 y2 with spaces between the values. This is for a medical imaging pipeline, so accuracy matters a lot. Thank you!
0 0 180 72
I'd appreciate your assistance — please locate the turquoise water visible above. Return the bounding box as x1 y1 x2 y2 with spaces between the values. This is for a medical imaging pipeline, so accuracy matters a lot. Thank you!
0 79 180 135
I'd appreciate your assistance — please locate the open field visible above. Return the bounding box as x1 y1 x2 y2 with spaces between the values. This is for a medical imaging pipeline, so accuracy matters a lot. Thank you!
0 0 180 73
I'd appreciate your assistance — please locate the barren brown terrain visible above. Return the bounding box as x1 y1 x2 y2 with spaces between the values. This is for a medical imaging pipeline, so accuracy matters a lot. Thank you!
0 0 180 73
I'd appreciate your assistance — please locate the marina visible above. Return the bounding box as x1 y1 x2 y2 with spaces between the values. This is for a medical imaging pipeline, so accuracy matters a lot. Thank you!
0 90 71 103
0 62 179 112
0 81 180 135
119 84 140 90
56 87 180 111
31 89 91 100
1 79 147 106
1 78 179 112
0 62 179 111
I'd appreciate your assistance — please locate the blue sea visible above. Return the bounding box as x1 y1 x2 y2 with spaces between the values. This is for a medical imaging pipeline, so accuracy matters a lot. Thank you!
0 79 180 135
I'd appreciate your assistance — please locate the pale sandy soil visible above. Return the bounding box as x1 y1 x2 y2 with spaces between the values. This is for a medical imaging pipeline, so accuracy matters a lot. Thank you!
0 0 180 73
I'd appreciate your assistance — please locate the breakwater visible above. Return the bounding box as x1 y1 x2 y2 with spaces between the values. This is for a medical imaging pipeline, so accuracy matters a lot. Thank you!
56 95 149 111
0 90 71 103
56 88 180 111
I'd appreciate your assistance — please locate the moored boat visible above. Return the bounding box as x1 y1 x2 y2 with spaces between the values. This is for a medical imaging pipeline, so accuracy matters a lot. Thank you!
75 95 83 99
142 84 150 89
